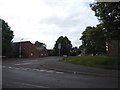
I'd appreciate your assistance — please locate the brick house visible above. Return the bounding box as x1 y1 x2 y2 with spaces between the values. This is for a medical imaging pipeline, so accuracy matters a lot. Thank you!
13 41 48 58
36 47 48 57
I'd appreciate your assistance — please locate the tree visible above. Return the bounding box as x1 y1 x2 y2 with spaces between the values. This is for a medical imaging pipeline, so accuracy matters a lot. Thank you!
80 24 106 55
2 19 14 56
53 36 72 56
70 47 81 56
34 41 46 48
90 2 120 41
90 2 120 56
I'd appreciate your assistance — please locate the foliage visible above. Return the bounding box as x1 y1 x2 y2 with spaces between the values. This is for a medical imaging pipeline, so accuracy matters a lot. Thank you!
53 36 72 56
70 47 81 56
34 41 46 47
60 56 119 70
48 49 54 56
80 24 106 55
2 19 14 56
90 2 120 40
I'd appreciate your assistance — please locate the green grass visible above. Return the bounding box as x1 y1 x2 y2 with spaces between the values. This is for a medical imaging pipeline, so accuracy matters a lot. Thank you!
60 56 120 70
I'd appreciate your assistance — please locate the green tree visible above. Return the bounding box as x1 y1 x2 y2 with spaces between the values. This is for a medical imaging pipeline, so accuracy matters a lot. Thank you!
53 36 72 56
70 47 81 56
34 41 46 47
90 2 120 40
79 45 84 51
90 2 120 56
80 24 106 55
2 19 14 56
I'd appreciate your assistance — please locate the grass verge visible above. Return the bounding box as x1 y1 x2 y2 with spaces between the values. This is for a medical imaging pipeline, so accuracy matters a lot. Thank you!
60 56 120 70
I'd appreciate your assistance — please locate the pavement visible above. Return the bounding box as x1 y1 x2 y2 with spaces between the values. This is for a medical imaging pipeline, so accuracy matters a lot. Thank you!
40 57 119 78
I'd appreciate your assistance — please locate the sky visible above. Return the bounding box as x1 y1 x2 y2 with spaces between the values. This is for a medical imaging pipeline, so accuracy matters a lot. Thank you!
0 0 99 49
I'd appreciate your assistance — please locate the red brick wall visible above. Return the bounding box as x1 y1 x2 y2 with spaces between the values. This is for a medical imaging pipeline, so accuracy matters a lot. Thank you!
21 41 39 58
20 41 48 58
39 49 48 57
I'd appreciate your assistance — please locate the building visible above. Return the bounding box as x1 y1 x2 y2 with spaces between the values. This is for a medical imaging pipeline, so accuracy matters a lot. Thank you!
36 46 48 57
13 41 48 58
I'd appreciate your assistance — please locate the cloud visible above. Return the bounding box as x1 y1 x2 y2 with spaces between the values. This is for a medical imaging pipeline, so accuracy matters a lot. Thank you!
38 0 99 48
40 0 98 29
0 0 98 49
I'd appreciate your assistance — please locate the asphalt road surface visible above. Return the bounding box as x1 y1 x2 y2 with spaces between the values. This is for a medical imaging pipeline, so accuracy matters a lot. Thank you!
2 57 118 88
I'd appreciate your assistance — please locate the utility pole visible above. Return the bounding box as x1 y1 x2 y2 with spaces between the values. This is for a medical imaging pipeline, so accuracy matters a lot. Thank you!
19 38 23 58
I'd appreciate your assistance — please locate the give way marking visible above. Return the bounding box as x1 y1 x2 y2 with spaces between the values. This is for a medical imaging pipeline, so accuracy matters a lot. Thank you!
14 63 31 66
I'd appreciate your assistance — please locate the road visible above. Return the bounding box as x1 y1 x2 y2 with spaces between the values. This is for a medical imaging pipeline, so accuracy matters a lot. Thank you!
2 57 118 88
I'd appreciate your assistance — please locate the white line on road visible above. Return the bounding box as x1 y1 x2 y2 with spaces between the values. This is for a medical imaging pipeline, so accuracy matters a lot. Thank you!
25 68 31 70
22 60 38 62
11 81 49 88
56 72 64 74
2 66 6 68
21 83 49 88
39 69 46 72
8 66 12 69
14 63 31 65
3 66 64 74
46 70 54 73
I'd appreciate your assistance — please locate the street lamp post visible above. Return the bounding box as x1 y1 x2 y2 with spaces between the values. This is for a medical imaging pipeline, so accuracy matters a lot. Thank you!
19 38 23 58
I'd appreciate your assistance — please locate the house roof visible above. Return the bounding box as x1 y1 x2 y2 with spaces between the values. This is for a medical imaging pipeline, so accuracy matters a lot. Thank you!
13 41 31 44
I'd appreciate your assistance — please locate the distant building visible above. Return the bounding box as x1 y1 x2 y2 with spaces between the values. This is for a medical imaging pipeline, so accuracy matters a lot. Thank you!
36 46 48 57
12 41 48 58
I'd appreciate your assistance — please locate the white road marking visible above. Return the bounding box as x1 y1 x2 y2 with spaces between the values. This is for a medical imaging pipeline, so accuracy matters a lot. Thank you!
14 64 21 65
33 69 39 71
25 68 31 70
34 69 41 71
2 66 6 68
3 66 64 74
12 81 49 88
22 60 38 62
8 66 12 69
46 70 54 73
74 72 77 74
56 72 64 74
21 83 48 88
39 69 46 72
14 63 31 65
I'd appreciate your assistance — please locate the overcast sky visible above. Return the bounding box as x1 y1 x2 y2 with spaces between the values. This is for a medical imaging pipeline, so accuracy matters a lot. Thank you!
0 0 99 49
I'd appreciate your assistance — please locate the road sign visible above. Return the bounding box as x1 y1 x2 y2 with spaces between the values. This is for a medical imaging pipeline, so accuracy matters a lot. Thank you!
58 43 61 49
